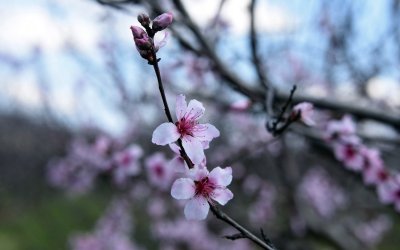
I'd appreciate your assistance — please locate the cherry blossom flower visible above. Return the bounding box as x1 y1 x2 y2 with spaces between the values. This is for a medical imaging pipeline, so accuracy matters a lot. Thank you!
152 94 220 165
171 166 233 220
112 144 143 185
298 168 347 218
292 102 315 126
324 115 357 141
333 141 364 171
145 152 175 190
377 174 400 208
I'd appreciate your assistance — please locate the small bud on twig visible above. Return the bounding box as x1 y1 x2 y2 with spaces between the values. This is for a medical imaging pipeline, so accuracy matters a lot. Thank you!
152 12 174 32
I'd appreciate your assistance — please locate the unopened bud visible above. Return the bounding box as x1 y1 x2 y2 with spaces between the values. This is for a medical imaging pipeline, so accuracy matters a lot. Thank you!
152 12 173 32
137 13 151 27
130 26 146 39
134 36 153 50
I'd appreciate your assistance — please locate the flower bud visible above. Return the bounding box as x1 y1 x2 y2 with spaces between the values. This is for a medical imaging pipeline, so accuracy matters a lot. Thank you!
137 13 151 27
134 36 152 50
152 12 173 32
130 26 146 39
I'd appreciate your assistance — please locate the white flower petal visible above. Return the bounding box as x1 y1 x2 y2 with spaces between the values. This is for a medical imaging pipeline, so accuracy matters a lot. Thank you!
176 94 187 120
171 178 195 199
182 137 205 165
187 167 209 181
152 123 180 145
185 99 205 121
209 166 232 186
184 196 210 220
192 123 220 142
212 188 234 205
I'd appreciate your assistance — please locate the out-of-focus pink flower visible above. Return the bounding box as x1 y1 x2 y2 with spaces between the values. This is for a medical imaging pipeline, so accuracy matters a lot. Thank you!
152 12 173 32
361 147 387 185
152 94 220 165
333 141 364 171
324 115 357 141
70 199 137 250
353 215 392 248
113 144 143 185
377 174 400 207
145 152 175 190
298 168 347 218
171 167 233 220
230 99 251 111
292 102 315 126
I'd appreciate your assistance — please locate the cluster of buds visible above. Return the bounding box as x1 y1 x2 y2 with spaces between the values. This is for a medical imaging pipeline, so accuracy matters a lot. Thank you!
130 12 173 64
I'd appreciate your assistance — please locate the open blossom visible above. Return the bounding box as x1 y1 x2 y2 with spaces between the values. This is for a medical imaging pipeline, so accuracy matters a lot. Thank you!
112 144 143 185
377 174 400 210
145 152 175 190
292 102 315 126
324 115 356 141
333 140 364 171
152 94 220 165
171 167 233 220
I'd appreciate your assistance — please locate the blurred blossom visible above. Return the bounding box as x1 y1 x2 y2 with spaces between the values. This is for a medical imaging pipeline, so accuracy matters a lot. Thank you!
145 152 175 190
352 215 392 248
248 183 276 226
333 140 364 172
153 219 251 250
47 158 98 195
242 174 262 195
147 197 167 218
112 144 143 186
324 115 357 141
292 102 315 126
298 168 347 218
70 199 138 250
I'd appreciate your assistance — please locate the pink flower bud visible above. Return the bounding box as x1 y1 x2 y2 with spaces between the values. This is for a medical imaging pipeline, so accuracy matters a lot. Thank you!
134 36 152 50
152 12 173 32
130 26 146 39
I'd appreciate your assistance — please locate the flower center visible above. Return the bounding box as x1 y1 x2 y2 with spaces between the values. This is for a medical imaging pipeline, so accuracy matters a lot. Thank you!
120 153 132 166
344 144 356 159
154 165 164 177
176 118 195 136
378 170 388 182
395 189 400 199
194 177 215 199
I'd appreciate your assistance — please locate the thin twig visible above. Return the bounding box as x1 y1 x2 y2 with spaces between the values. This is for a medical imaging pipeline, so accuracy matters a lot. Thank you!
210 205 277 250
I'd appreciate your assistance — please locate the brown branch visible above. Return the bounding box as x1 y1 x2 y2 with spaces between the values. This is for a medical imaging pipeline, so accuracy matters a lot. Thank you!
210 204 277 250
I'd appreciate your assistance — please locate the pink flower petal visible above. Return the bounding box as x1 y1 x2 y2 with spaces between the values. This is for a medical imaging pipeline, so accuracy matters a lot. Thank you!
168 156 188 173
212 188 234 205
184 99 205 121
152 123 180 145
175 94 187 120
192 124 220 141
184 196 210 220
182 137 205 165
171 178 195 199
187 167 209 181
169 143 181 154
209 166 232 186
